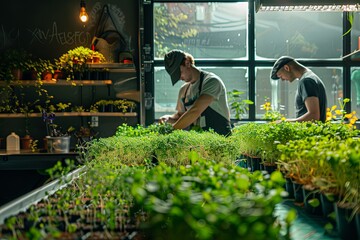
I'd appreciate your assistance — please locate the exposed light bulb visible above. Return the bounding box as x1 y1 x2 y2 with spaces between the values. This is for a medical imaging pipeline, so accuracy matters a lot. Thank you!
79 0 88 22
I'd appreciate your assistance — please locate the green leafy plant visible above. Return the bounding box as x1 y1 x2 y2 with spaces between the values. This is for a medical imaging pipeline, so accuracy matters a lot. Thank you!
154 4 198 57
260 97 285 122
227 89 253 120
129 155 287 240
0 48 33 79
326 97 358 128
57 46 105 80
56 102 72 112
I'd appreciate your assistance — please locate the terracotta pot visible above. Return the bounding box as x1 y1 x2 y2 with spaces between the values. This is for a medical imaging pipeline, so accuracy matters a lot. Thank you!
21 135 33 150
53 70 64 80
42 71 53 80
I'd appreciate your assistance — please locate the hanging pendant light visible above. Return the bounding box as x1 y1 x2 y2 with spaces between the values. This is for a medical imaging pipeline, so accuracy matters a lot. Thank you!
255 0 360 12
79 0 89 22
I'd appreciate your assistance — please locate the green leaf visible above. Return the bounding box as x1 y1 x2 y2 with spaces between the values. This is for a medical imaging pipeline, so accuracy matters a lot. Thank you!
308 198 320 207
285 209 297 224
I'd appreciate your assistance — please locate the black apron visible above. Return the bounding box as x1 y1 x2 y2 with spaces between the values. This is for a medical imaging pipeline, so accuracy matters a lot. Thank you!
182 71 232 136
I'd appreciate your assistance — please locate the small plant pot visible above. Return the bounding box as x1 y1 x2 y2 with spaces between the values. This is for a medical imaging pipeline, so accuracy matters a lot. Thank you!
302 186 322 216
46 136 71 153
285 177 294 199
292 181 304 203
53 70 64 80
320 192 337 219
21 135 33 150
263 163 277 174
42 71 53 81
335 203 357 240
356 213 360 240
250 157 261 172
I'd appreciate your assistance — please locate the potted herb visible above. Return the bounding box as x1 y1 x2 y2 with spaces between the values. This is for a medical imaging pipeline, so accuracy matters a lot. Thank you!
113 99 136 113
57 46 105 80
42 110 74 153
25 58 55 80
74 125 98 144
227 89 253 121
0 48 33 80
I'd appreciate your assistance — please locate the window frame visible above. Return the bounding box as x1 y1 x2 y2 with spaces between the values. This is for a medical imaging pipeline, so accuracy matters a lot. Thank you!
144 0 357 125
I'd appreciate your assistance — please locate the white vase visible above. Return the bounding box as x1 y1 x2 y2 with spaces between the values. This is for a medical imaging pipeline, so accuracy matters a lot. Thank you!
6 132 20 151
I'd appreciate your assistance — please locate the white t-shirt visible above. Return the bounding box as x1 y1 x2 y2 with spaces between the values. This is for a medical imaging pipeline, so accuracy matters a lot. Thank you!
175 70 230 126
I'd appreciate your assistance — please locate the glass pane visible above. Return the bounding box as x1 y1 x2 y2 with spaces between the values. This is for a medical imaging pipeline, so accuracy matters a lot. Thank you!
255 67 342 119
154 67 249 119
351 67 360 111
351 13 360 53
255 12 343 59
153 2 248 59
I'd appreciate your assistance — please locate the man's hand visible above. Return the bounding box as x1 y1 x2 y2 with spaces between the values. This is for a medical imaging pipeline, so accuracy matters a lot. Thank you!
159 115 172 124
159 113 182 124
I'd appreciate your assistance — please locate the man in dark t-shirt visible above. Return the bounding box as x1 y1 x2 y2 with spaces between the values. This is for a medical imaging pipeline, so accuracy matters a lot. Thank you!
271 56 327 122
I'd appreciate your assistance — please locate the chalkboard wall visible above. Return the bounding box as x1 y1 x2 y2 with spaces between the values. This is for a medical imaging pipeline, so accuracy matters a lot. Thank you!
0 0 139 62
0 0 140 148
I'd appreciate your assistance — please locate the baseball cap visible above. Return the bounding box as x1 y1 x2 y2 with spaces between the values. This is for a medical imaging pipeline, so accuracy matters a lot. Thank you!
164 49 186 85
270 56 295 80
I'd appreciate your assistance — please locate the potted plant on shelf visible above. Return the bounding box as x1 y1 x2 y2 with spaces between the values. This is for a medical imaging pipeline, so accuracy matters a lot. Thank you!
42 110 74 153
0 48 33 80
25 58 55 80
57 46 105 80
93 99 113 112
113 99 136 113
75 125 98 144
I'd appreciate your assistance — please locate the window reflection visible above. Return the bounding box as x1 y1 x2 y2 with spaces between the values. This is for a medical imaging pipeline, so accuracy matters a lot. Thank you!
351 68 360 111
255 12 343 59
153 2 247 59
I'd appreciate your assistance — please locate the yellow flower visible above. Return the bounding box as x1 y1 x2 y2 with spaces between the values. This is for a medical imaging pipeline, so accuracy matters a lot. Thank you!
331 105 337 111
350 118 357 125
326 112 333 121
335 110 342 115
345 113 353 119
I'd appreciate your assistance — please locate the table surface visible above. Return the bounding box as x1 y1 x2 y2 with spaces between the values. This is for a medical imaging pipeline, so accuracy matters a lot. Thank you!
0 150 79 170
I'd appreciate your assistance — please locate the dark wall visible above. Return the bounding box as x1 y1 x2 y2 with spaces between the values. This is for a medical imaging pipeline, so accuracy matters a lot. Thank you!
0 0 139 61
0 0 140 149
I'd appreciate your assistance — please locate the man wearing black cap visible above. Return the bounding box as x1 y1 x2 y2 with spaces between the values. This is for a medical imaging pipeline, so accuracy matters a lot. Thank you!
159 49 232 136
271 56 327 122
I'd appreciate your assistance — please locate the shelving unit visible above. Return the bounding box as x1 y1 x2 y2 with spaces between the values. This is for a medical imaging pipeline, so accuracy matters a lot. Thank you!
0 80 113 87
0 112 137 118
86 63 136 73
0 63 139 149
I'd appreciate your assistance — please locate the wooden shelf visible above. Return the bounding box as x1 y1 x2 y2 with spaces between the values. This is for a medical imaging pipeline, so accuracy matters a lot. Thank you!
86 63 136 73
0 79 112 87
0 112 137 118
